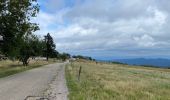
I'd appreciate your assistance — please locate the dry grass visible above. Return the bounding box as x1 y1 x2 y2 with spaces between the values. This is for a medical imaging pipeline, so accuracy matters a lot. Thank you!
0 59 56 78
66 60 170 100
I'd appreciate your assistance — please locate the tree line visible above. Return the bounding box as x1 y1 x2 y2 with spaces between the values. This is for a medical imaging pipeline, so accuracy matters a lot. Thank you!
0 0 70 65
72 55 95 61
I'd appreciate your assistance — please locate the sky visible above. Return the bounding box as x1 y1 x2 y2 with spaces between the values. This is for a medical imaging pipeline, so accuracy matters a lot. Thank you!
33 0 170 60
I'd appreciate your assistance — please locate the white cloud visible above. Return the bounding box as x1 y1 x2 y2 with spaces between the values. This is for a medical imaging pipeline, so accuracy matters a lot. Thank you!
54 24 98 38
36 0 170 58
32 8 69 36
133 34 155 47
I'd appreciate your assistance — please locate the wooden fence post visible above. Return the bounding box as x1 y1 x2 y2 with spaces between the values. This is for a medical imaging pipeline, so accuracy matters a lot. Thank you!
78 66 82 81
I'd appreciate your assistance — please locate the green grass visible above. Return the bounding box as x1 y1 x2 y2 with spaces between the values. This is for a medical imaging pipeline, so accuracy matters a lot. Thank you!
0 59 55 78
66 60 170 100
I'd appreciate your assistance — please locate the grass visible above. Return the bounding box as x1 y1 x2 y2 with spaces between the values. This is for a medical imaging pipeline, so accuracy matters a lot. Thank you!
0 59 56 78
66 60 170 100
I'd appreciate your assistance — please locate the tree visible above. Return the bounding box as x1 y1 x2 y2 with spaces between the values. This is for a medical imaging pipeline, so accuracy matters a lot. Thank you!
44 33 56 61
59 53 71 61
0 0 39 58
19 37 34 66
19 35 46 66
72 55 94 61
29 35 46 57
50 50 59 58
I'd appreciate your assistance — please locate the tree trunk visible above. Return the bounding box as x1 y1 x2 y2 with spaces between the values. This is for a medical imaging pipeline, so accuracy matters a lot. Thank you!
46 56 48 61
22 56 29 66
46 52 49 61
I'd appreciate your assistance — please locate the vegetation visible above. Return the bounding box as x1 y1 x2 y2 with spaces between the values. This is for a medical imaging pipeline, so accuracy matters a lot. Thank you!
19 35 46 66
72 55 95 61
112 61 127 65
0 0 70 79
0 0 44 65
0 0 39 57
59 53 71 61
66 60 170 100
0 59 55 78
44 33 56 61
0 1 65 65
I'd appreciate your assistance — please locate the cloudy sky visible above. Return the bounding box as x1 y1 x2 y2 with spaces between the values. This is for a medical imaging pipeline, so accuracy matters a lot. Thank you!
33 0 170 60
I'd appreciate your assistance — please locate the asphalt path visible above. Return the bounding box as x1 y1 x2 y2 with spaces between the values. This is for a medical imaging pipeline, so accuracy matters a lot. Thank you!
0 62 68 100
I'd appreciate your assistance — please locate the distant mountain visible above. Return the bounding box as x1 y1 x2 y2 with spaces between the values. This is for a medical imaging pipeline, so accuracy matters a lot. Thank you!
114 58 170 68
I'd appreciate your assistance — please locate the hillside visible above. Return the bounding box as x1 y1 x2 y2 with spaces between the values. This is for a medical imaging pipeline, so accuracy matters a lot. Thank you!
66 60 170 100
114 58 170 68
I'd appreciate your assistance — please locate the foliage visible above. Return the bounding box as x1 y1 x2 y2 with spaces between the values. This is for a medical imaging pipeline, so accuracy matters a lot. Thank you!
0 0 70 65
44 33 56 61
112 61 127 65
72 55 94 61
0 0 39 57
50 50 59 58
19 35 46 66
58 53 71 61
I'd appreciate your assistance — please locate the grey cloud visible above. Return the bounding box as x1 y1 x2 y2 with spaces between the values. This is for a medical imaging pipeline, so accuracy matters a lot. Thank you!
65 0 155 22
155 0 170 12
37 0 170 58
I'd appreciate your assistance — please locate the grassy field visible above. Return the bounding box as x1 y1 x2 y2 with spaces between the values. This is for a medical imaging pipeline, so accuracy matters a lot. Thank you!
0 59 56 78
66 60 170 100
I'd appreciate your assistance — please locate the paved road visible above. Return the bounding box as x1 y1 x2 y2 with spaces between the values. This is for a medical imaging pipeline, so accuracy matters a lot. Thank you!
0 63 68 100
44 63 68 100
